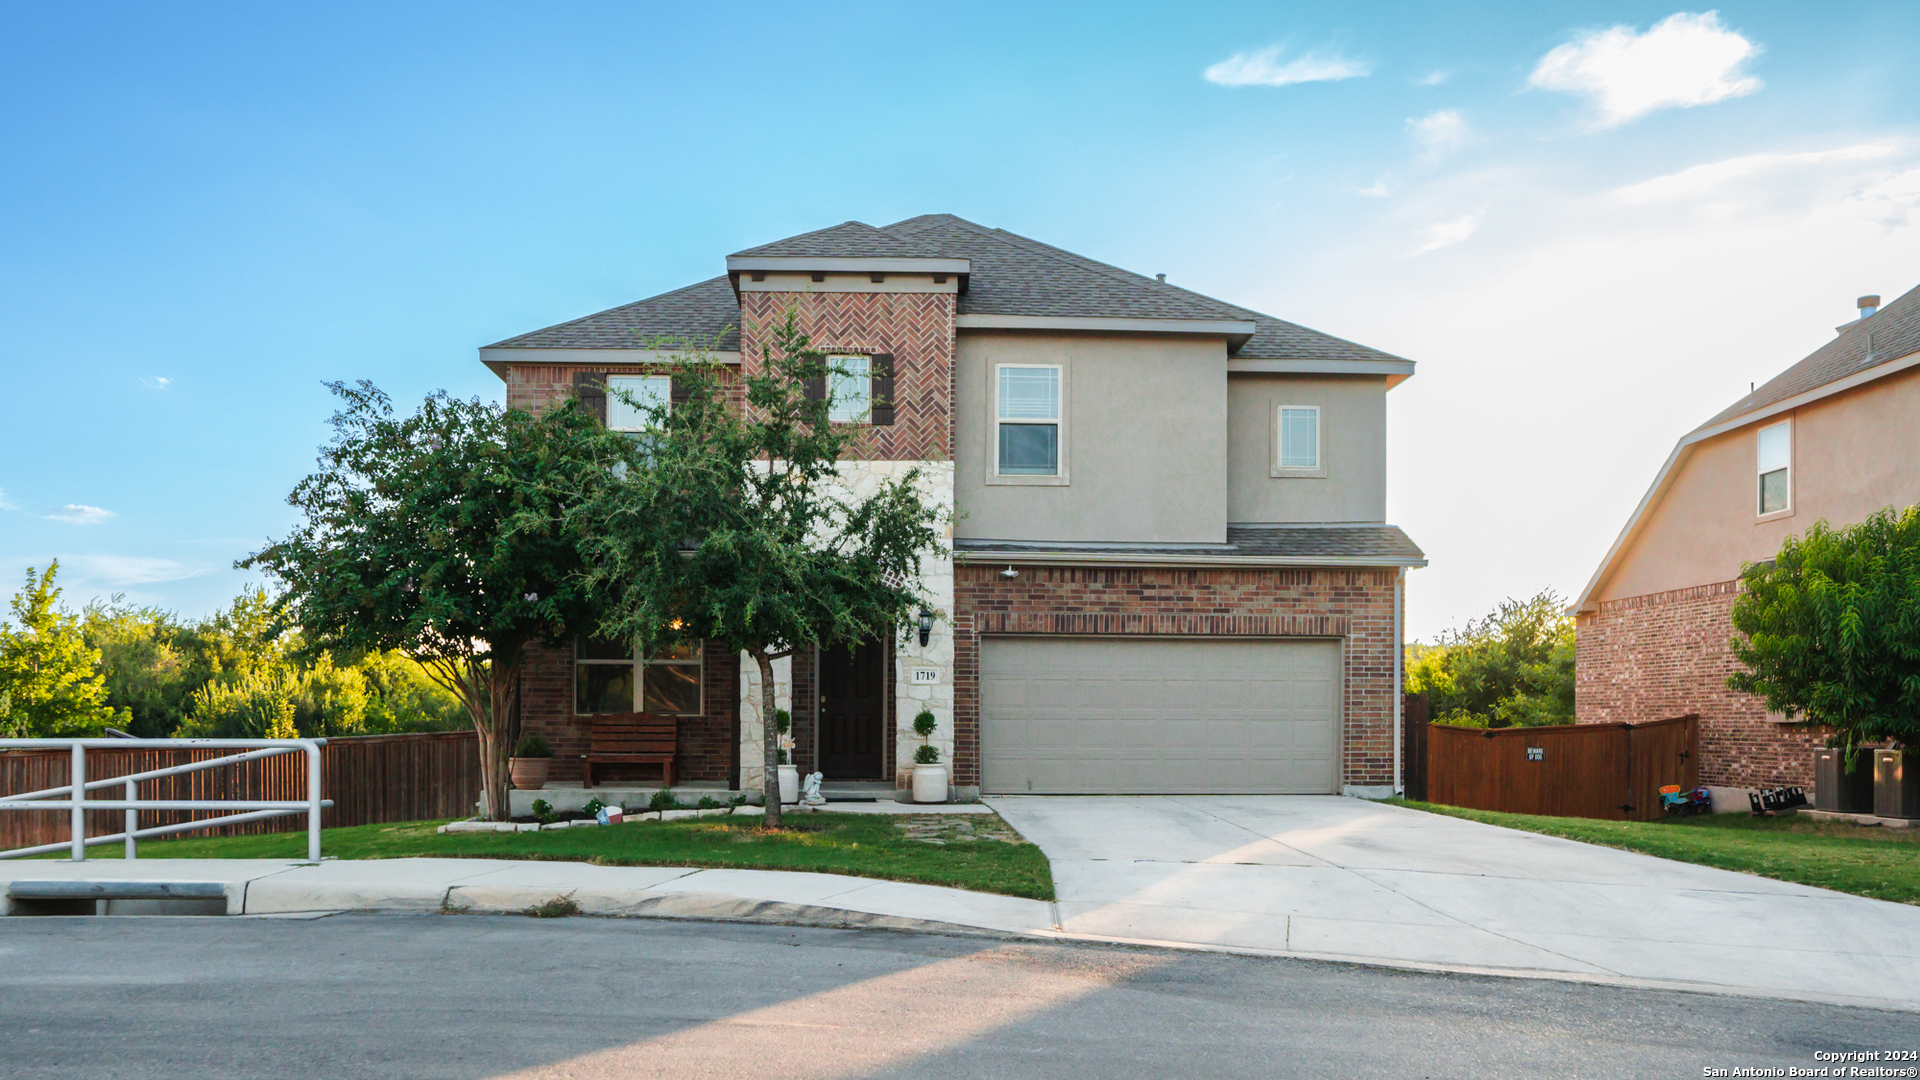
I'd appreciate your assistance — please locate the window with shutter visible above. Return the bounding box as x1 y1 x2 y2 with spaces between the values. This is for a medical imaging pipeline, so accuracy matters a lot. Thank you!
869 353 895 426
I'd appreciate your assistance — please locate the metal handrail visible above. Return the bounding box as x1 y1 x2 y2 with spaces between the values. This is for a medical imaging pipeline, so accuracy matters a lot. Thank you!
0 738 332 863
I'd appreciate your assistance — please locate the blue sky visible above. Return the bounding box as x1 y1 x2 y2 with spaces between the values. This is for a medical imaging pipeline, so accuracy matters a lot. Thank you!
2 2 1916 639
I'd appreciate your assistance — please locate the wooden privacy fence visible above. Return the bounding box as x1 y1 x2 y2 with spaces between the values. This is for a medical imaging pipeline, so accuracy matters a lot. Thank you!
0 730 480 851
1424 714 1698 822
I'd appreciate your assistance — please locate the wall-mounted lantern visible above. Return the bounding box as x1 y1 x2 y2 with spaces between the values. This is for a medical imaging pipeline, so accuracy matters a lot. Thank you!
918 608 935 648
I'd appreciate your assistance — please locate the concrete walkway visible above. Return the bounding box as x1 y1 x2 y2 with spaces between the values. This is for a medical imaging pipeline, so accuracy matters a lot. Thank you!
8 796 1918 1011
987 795 1920 1011
0 856 1048 931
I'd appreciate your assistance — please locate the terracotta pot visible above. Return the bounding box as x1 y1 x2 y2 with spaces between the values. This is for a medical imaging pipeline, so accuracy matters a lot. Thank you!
911 764 949 804
509 757 550 791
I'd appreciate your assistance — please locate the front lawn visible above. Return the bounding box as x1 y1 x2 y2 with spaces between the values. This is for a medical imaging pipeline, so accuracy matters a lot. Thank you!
1393 799 1920 906
53 811 1056 901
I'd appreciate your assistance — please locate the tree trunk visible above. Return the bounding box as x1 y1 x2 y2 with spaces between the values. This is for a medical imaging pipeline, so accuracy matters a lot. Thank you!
752 648 782 828
481 656 519 822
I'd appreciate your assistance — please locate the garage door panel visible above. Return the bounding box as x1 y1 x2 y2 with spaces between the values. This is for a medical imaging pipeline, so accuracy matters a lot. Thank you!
980 638 1341 795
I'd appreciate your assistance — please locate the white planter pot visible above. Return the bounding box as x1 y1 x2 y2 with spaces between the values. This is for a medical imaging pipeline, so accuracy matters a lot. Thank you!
777 764 799 805
911 764 949 804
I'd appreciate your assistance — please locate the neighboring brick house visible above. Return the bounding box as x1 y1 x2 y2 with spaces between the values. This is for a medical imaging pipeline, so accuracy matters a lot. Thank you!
1572 285 1920 791
482 215 1425 799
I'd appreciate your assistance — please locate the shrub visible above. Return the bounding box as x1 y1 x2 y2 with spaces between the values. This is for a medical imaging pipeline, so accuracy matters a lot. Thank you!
647 788 681 812
913 709 937 739
696 795 723 810
513 735 552 758
914 743 941 765
580 797 606 817
530 798 554 824
1407 589 1573 729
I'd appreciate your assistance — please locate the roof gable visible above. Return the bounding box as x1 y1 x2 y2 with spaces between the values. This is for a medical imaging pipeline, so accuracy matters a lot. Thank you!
1698 281 1920 431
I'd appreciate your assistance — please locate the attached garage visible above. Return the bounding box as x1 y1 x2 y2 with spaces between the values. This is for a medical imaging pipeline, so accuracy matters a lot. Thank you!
978 637 1342 795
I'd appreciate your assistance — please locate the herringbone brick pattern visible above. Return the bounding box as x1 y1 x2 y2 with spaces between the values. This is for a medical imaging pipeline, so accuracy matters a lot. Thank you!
741 291 956 462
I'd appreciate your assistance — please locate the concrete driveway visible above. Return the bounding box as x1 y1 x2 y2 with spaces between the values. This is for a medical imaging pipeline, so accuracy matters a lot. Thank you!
988 795 1920 1010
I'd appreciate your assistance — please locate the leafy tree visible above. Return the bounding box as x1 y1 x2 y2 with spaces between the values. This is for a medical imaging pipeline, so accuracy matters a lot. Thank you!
1407 589 1574 728
245 381 630 819
1728 505 1920 756
0 562 120 737
577 317 947 826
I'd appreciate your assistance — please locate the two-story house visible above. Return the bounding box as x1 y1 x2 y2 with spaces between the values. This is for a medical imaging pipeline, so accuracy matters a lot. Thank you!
1572 284 1920 791
481 215 1425 801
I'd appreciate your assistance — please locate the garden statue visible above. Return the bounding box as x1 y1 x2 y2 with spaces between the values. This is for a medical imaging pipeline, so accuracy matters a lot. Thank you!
801 771 826 806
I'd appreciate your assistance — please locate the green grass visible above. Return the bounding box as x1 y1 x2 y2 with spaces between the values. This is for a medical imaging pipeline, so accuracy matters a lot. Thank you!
55 811 1056 901
1392 799 1920 906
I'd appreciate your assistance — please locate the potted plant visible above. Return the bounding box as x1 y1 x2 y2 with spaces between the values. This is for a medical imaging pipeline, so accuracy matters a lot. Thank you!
910 708 947 803
774 709 799 805
509 736 552 791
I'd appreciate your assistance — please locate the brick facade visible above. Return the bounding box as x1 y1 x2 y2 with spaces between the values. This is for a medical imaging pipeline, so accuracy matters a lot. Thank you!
516 640 739 786
739 290 956 462
953 564 1403 789
1575 581 1820 789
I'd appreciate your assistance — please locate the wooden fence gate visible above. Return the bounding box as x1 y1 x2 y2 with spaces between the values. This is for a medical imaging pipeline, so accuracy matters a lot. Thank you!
1424 714 1698 822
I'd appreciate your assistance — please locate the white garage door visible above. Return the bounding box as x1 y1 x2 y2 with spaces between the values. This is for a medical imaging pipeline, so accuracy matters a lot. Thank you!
980 637 1341 795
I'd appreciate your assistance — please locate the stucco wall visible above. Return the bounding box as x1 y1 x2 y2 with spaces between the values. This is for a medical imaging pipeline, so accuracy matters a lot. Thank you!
954 331 1228 544
1226 374 1387 523
1596 363 1920 603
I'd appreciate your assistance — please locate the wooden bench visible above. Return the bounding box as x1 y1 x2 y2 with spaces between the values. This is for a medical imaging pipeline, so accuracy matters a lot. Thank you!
581 712 677 789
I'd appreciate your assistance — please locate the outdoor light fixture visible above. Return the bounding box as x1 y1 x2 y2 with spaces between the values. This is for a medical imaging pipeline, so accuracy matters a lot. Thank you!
999 565 1020 579
917 608 935 647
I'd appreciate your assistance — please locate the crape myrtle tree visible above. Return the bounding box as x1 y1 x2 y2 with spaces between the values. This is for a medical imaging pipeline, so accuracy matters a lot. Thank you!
245 382 635 820
1728 505 1920 759
577 315 947 827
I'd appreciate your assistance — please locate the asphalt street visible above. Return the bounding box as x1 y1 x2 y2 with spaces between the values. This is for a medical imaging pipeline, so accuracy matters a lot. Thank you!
1 914 1913 1080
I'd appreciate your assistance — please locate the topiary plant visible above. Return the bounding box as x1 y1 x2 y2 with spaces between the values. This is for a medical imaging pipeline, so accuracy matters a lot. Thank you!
912 709 940 766
914 743 941 765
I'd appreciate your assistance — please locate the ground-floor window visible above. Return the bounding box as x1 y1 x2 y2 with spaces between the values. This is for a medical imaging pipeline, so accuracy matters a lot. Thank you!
574 638 704 715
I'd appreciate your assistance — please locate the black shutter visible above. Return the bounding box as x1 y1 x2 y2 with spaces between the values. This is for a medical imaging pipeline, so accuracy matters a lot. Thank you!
802 363 826 404
670 375 691 407
572 371 607 423
869 353 895 426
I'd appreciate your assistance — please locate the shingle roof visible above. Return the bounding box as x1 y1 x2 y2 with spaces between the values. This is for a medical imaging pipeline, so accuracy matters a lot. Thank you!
954 524 1425 565
1697 281 1920 431
485 215 1408 366
884 214 1406 363
484 276 740 351
731 220 951 259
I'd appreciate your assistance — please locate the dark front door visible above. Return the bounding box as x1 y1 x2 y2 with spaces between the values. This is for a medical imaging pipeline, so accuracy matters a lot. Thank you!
819 639 883 779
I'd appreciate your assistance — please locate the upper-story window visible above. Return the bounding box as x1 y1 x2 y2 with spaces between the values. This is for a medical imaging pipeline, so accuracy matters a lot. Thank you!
607 375 670 431
996 364 1061 476
1757 420 1791 515
575 637 704 716
828 355 870 423
1270 404 1324 478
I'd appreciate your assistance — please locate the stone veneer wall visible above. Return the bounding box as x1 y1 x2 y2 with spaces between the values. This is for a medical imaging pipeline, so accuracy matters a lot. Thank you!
517 640 738 786
952 565 1402 791
1576 580 1819 789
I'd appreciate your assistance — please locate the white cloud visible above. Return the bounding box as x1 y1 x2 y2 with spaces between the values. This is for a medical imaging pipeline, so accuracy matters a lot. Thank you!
1409 209 1486 255
1849 167 1920 228
1529 11 1762 128
141 376 171 390
60 554 207 586
1204 47 1369 88
1357 179 1391 198
1418 70 1450 87
1407 109 1468 161
1611 144 1897 203
45 504 117 525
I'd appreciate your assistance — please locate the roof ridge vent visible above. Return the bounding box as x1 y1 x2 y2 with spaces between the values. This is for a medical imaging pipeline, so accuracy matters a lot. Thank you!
1858 294 1880 318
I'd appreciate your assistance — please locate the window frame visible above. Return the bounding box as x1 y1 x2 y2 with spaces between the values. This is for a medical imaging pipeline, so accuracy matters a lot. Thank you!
1271 403 1326 478
988 361 1069 486
573 638 705 717
605 374 671 433
826 354 871 424
1756 419 1793 520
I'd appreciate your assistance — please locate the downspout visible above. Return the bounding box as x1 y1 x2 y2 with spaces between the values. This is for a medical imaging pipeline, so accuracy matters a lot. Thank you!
1393 568 1405 796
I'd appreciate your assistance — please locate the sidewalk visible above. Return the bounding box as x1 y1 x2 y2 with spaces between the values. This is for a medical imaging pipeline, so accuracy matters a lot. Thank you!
0 857 1052 933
